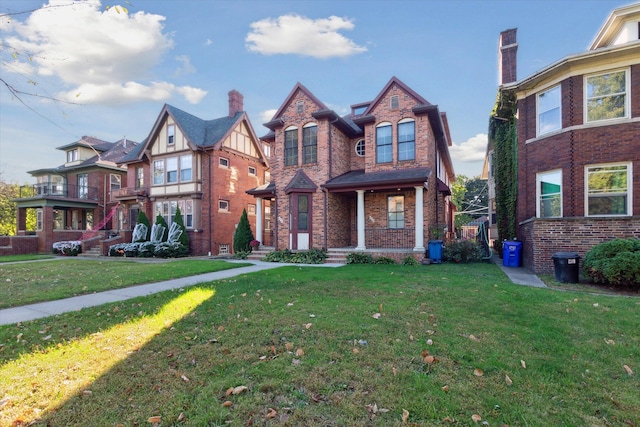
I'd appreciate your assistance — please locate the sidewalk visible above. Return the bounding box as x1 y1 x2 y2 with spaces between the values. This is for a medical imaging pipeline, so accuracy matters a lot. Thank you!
491 255 547 288
0 260 342 326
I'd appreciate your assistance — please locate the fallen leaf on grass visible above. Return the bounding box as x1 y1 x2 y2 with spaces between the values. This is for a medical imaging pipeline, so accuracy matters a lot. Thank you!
604 339 616 345
225 387 234 396
402 409 409 422
474 368 484 377
426 339 433 345
505 375 513 386
304 323 312 329
147 416 161 423
232 385 248 395
469 334 479 341
393 367 397 377
285 342 294 351
623 365 633 376
424 355 436 364
292 358 300 365
266 408 277 419
296 348 305 357
521 360 527 369
222 400 233 407
177 412 185 421
352 348 360 354
472 414 482 422
181 374 190 382
441 385 449 392
372 313 381 319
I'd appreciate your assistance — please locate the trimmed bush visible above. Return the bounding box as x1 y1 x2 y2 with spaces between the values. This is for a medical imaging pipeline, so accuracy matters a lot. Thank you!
346 253 374 264
136 211 151 242
264 249 293 263
174 207 190 249
53 241 81 256
233 209 254 253
444 239 483 263
154 215 169 242
583 238 640 289
263 248 327 264
374 256 396 264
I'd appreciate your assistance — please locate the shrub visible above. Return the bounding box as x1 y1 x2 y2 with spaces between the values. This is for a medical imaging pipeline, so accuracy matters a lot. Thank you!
374 256 396 264
233 209 254 253
264 249 293 263
173 207 190 249
583 238 640 289
154 242 188 258
234 251 250 260
263 248 327 264
402 256 418 266
346 253 374 264
444 239 483 263
53 241 81 256
138 242 156 258
154 215 169 242
136 211 151 242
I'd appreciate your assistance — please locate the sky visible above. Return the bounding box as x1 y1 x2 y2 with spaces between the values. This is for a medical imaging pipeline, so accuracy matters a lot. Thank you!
0 0 629 184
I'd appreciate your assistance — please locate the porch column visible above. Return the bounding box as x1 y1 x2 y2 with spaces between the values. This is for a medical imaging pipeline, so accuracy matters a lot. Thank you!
414 186 425 252
255 197 263 246
356 190 366 250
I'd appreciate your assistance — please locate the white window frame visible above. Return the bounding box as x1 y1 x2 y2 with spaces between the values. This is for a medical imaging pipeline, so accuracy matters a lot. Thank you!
376 122 392 164
248 204 256 216
153 160 164 185
67 149 78 163
219 200 229 212
180 155 192 182
397 118 415 161
36 209 43 231
219 157 229 168
536 170 563 218
585 162 632 217
167 124 175 145
584 68 629 123
355 139 365 157
166 158 178 183
537 85 561 136
248 166 257 176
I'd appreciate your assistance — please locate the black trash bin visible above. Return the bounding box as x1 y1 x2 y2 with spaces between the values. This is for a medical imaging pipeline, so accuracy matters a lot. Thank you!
552 252 580 283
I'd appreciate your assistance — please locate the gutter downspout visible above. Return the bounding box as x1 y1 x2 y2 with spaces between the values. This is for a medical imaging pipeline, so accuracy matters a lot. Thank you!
208 152 213 255
325 117 339 250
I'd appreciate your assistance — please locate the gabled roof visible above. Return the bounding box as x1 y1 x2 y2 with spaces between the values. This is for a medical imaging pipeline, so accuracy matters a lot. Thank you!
590 3 640 50
264 82 329 129
360 76 431 117
284 169 317 194
56 135 113 152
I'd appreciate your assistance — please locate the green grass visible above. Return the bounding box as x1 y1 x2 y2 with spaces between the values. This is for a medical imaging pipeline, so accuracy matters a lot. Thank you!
0 259 249 308
0 263 638 426
0 254 54 263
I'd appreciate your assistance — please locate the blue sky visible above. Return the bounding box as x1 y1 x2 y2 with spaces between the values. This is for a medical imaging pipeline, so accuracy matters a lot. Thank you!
0 0 627 184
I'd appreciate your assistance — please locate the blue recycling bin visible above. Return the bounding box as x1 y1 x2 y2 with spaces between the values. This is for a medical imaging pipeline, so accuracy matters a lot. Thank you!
503 240 522 267
428 240 443 264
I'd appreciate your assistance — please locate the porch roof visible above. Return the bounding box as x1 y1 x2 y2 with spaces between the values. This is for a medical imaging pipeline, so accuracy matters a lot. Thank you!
246 181 275 197
323 167 432 193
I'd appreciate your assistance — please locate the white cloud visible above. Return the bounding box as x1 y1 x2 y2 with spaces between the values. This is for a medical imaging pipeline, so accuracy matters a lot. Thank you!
260 109 277 123
60 81 207 105
203 38 213 46
449 133 488 163
246 14 367 59
1 0 206 104
173 55 196 77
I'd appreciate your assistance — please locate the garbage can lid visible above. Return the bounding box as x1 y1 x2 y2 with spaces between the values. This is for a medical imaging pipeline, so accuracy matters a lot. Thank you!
552 252 579 259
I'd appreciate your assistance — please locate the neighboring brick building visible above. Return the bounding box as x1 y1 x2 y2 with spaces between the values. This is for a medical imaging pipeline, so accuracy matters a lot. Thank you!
10 136 134 254
114 91 269 256
488 4 640 273
248 77 456 262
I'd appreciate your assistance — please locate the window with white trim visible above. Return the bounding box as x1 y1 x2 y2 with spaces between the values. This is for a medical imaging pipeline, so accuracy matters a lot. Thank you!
537 170 562 218
154 199 194 229
219 157 229 168
219 200 229 212
537 85 561 135
248 166 257 176
167 124 175 145
284 126 298 166
153 160 164 185
388 195 404 229
585 69 628 122
376 122 392 163
302 123 317 164
67 149 78 163
248 204 256 215
78 173 88 199
585 163 631 216
355 139 365 157
36 209 43 231
136 167 144 189
166 157 178 183
397 119 415 161
180 155 192 182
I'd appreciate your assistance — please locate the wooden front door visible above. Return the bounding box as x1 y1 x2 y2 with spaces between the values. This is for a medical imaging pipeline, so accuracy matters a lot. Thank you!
289 193 311 250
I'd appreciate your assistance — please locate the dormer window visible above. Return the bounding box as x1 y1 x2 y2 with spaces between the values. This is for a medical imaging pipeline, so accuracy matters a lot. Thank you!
352 105 367 116
67 149 78 163
167 124 175 145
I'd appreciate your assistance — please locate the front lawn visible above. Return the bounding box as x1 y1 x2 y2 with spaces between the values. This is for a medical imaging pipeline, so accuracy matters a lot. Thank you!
0 263 638 426
0 259 249 309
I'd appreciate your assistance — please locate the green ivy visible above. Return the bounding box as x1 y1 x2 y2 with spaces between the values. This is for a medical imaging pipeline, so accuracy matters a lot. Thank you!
489 90 518 250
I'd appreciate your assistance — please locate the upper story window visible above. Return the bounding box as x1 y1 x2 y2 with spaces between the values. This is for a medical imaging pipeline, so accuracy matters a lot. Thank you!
110 174 121 193
585 69 628 123
153 160 165 185
180 155 192 182
265 171 271 183
537 170 562 218
537 85 561 135
302 123 317 164
219 157 229 168
67 149 78 163
397 119 415 161
167 124 175 145
284 126 298 166
136 167 144 189
355 139 365 157
352 105 367 116
388 195 404 229
166 158 178 183
585 163 631 216
78 173 88 199
219 200 229 212
248 166 257 176
296 101 304 114
376 122 392 163
390 95 399 110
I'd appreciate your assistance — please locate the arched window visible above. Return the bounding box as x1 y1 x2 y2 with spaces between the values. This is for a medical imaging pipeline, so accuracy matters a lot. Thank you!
284 126 298 166
376 122 392 163
355 139 365 157
398 118 415 161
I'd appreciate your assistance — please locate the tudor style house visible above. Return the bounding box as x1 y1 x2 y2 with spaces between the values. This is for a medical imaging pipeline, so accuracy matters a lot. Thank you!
114 90 269 256
488 3 640 273
8 136 134 254
248 77 455 262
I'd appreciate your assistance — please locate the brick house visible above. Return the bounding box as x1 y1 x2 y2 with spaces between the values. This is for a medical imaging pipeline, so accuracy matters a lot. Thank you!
8 136 134 255
488 3 640 273
248 77 456 262
114 90 269 256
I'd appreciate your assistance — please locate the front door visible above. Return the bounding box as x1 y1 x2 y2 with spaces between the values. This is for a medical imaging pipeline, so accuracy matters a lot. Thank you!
289 193 311 250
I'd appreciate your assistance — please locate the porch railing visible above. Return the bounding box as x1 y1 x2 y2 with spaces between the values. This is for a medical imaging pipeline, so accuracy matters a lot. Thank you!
357 227 416 249
111 187 148 200
18 183 99 201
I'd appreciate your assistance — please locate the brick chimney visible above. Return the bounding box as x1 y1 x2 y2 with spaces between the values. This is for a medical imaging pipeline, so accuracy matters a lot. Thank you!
228 90 244 117
498 28 518 85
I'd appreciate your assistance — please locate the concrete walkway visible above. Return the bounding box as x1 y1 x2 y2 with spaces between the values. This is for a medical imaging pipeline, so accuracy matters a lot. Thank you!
0 257 545 326
0 260 341 326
